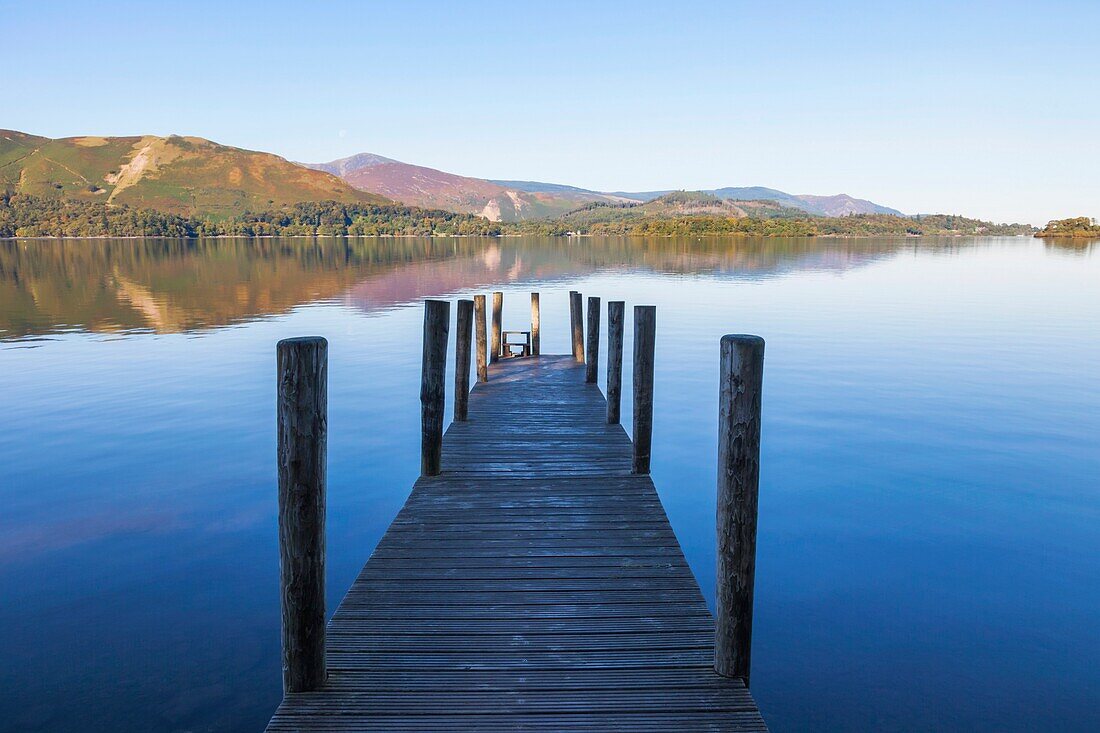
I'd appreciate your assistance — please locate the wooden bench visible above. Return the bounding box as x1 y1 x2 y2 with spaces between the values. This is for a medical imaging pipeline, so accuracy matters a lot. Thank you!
501 330 531 358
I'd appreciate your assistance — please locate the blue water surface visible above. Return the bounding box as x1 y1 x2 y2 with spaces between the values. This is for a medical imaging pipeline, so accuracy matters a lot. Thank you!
0 237 1096 732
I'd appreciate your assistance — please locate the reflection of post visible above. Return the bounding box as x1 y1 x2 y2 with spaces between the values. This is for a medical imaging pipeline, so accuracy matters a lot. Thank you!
530 293 540 356
715 334 764 687
606 301 625 423
491 292 503 363
570 291 584 362
585 296 600 383
474 295 488 382
454 299 473 421
276 336 328 694
421 300 449 476
632 306 656 474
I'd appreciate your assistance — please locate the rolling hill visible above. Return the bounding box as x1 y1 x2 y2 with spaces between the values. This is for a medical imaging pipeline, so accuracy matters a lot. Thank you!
310 151 902 220
305 155 627 222
0 130 389 218
602 186 901 216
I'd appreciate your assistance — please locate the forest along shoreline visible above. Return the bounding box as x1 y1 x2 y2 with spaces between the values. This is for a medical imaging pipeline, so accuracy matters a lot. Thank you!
1 191 1046 239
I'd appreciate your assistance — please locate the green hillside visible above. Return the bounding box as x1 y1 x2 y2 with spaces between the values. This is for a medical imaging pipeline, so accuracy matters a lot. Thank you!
1035 217 1100 238
0 130 389 218
508 192 1035 237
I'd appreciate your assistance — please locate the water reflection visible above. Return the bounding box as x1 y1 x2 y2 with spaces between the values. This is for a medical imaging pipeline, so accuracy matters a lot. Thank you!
0 236 932 340
2 235 1096 732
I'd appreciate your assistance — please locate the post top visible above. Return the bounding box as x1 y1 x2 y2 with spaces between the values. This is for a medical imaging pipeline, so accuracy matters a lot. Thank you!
721 334 765 349
277 336 327 348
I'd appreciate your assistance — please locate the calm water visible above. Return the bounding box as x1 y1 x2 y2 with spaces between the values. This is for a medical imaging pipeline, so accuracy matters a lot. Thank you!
1 236 1097 732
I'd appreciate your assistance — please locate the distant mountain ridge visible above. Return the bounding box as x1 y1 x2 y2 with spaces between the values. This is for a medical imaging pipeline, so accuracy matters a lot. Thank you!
1 127 904 223
0 130 388 217
310 152 902 220
603 186 901 217
303 156 625 222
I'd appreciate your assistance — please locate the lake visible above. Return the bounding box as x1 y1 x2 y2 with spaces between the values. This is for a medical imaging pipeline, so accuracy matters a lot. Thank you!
1 236 1097 732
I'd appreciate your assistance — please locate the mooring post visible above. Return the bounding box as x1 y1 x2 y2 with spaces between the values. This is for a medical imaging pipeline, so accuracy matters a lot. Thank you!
568 290 577 350
570 291 584 362
585 296 601 383
632 305 656 474
473 294 488 382
421 300 450 476
454 299 473 421
531 292 541 356
715 334 765 687
276 336 328 694
490 291 503 363
606 301 625 423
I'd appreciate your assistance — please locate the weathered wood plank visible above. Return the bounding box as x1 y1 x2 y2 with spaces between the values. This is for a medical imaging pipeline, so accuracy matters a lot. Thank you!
267 354 766 731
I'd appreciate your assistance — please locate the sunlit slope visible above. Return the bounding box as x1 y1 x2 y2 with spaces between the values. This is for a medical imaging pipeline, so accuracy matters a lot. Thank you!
0 130 390 217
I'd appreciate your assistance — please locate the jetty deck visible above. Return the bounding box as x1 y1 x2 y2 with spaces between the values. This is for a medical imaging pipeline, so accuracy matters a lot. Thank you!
267 354 767 731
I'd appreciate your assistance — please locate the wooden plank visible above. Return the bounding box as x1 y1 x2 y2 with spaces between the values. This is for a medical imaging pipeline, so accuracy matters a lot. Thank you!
267 354 767 731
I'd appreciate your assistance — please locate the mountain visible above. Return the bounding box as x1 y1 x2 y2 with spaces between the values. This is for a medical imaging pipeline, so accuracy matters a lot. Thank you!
311 152 902 222
509 192 1033 237
0 130 388 218
792 193 901 217
304 155 627 222
609 186 901 217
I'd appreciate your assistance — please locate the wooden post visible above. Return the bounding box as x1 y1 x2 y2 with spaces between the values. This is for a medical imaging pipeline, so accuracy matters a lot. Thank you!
585 296 601 383
474 294 488 382
632 306 656 474
276 336 328 694
454 299 473 421
568 290 577 356
421 300 449 476
530 293 540 356
606 301 625 423
715 334 765 686
570 291 584 362
490 291 503 363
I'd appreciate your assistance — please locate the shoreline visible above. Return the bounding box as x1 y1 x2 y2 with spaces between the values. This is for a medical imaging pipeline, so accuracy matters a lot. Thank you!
0 232 1040 242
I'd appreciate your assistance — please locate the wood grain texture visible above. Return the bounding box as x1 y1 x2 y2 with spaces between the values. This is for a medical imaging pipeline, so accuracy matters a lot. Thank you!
267 353 767 731
454 300 473 421
586 296 601 384
570 291 584 362
420 300 449 476
474 294 488 382
276 336 328 694
606 301 625 424
531 292 540 356
491 292 503 363
715 335 764 685
632 306 656 474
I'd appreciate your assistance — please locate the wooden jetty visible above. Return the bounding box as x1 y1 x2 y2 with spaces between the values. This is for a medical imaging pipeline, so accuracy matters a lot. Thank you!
269 293 768 731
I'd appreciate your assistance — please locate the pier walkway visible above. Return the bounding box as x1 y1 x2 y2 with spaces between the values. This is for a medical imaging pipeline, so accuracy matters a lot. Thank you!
266 354 767 731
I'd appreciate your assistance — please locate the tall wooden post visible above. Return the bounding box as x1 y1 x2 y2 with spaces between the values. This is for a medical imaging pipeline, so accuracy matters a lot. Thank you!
276 336 328 694
568 290 577 349
606 301 625 424
474 294 488 382
490 291 503 363
530 293 540 356
715 334 765 686
454 299 473 421
585 296 601 383
570 291 584 362
632 306 656 474
421 300 449 476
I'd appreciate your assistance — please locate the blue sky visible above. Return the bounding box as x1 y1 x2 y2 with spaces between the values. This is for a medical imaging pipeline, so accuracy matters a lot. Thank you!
3 0 1097 224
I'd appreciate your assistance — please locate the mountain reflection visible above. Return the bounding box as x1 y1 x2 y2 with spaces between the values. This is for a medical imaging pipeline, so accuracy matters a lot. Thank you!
0 236 920 339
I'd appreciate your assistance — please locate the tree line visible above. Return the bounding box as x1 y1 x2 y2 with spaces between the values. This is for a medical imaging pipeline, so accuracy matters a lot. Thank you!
0 193 503 238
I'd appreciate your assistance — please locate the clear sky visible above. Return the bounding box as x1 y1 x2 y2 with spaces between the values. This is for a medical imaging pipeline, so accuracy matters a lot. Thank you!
4 0 1097 224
